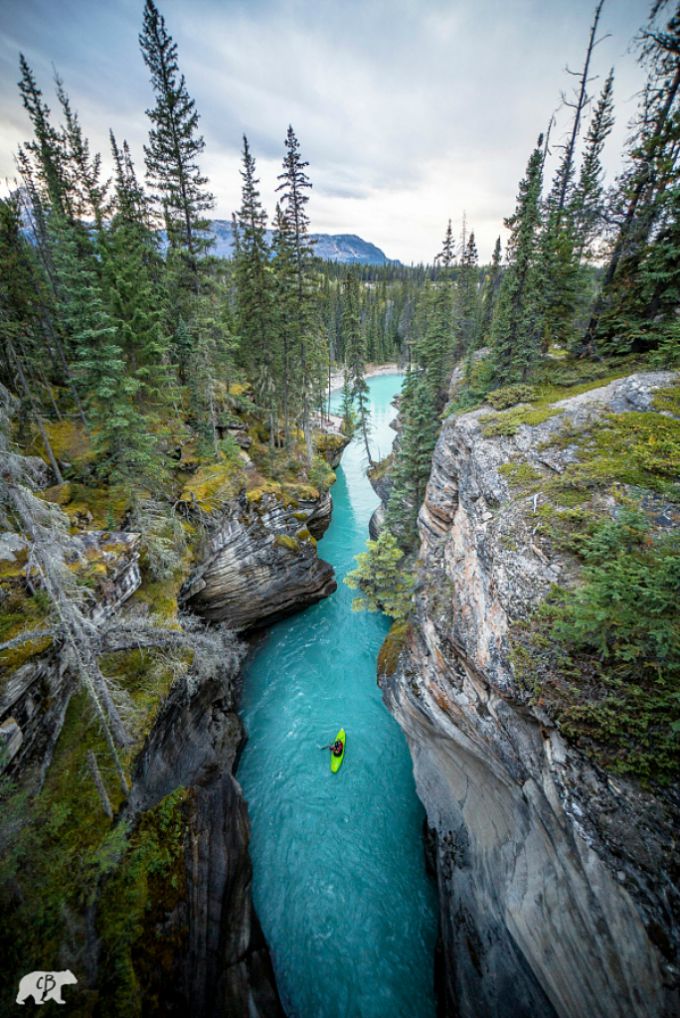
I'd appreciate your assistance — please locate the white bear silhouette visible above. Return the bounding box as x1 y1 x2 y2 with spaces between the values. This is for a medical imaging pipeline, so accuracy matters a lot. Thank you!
16 969 77 1005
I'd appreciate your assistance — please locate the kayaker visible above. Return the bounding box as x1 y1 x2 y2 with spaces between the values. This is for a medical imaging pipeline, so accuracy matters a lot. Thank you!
332 740 343 757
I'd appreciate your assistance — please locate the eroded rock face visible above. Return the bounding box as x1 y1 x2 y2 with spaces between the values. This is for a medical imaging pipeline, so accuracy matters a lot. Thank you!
180 491 337 630
126 656 283 1018
313 413 351 468
0 530 141 781
380 373 679 1018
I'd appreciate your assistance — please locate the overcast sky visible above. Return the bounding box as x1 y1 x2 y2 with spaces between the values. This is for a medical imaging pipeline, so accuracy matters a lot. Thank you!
0 0 652 263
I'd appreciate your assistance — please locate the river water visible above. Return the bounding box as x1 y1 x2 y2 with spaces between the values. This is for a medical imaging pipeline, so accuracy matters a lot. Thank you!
237 374 438 1018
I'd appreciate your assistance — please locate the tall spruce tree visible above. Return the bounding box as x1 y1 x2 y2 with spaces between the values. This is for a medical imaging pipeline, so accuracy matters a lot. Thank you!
234 136 276 392
271 201 297 446
55 75 108 231
572 69 616 261
385 367 438 547
491 136 545 382
456 230 481 355
50 213 159 484
139 0 214 281
436 219 455 268
585 4 680 355
275 126 322 461
104 132 177 434
17 55 71 218
480 236 502 344
343 269 373 464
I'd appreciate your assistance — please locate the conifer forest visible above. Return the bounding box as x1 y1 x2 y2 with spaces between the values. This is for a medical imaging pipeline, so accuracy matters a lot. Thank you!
0 1 678 1016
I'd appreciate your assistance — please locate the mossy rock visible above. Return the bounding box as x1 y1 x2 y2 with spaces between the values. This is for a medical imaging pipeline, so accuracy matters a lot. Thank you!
652 381 680 417
295 527 317 546
274 534 300 552
179 459 244 512
542 410 680 504
41 482 131 529
378 622 412 678
40 418 94 470
96 788 189 1017
499 460 543 490
0 577 52 676
482 405 561 437
368 453 394 484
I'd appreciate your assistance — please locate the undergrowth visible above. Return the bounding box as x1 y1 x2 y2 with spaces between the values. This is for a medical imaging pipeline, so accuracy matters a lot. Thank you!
513 509 680 784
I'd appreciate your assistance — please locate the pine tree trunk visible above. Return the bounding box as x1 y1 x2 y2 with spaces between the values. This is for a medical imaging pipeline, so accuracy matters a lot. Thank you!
87 750 114 818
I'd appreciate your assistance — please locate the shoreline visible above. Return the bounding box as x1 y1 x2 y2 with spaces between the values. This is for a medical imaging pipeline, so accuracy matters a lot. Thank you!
328 361 402 393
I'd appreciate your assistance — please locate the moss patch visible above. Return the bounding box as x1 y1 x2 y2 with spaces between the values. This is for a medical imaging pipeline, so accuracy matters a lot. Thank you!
482 404 561 437
652 381 680 416
543 411 680 505
41 481 131 529
178 459 244 512
274 534 300 552
498 461 543 489
378 622 411 678
41 418 94 470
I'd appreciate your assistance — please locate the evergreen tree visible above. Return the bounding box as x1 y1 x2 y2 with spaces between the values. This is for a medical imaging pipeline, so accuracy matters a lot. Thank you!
234 136 275 387
345 529 414 622
55 75 108 231
17 55 71 217
271 201 297 446
536 175 580 350
343 269 373 464
0 196 64 482
339 369 355 436
491 136 545 382
50 214 160 485
275 126 323 461
585 5 680 354
456 230 481 355
104 132 177 430
385 368 438 546
139 0 214 281
436 218 455 269
480 236 502 344
572 69 616 261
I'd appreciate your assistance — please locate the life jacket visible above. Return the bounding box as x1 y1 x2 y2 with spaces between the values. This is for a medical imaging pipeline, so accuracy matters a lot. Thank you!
333 742 343 756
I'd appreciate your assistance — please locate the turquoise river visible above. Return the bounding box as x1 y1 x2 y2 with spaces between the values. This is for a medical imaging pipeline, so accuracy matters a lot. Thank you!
237 374 438 1018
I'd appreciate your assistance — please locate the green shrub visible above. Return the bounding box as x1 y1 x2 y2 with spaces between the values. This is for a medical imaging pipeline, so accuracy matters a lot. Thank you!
515 509 680 783
487 384 536 409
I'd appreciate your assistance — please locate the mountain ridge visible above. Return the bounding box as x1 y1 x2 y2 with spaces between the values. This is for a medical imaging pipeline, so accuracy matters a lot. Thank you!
208 219 399 265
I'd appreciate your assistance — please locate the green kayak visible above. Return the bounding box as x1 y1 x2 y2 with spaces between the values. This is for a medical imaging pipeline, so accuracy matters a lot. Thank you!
330 728 346 773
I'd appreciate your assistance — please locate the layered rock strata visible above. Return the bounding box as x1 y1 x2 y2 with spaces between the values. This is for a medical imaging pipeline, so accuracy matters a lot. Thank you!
380 373 679 1018
180 490 336 630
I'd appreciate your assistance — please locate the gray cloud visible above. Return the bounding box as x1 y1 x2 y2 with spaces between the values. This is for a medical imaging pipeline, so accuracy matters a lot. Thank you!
0 0 650 262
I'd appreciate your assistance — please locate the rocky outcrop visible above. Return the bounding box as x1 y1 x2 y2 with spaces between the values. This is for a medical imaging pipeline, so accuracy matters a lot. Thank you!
380 373 679 1018
368 502 385 540
313 413 351 468
180 490 336 630
124 649 283 1017
0 530 141 782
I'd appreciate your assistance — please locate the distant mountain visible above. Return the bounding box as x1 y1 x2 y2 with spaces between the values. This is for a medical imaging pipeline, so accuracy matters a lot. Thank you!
207 219 398 265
